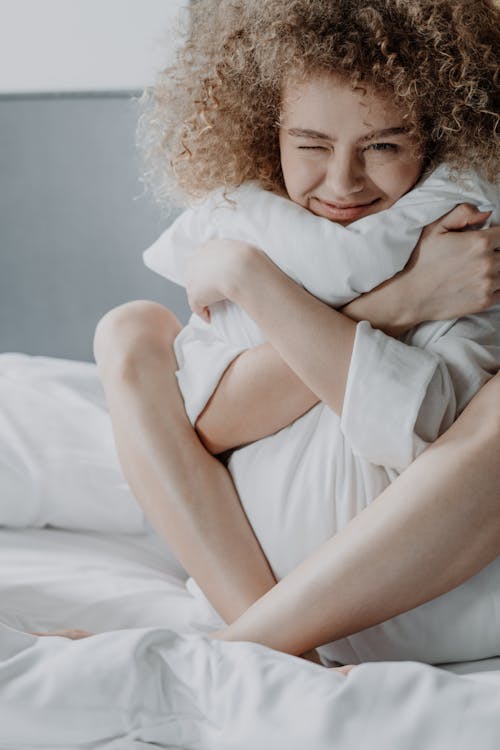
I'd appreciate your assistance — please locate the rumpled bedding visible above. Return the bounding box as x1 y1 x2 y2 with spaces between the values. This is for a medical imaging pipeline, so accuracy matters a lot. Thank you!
1 352 500 748
2 619 500 750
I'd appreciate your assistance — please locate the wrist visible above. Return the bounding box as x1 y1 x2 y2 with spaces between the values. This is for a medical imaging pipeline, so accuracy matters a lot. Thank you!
224 245 268 301
392 272 425 331
386 273 421 334
342 272 421 337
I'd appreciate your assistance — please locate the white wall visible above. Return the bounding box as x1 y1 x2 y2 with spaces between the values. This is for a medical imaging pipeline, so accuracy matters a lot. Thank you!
0 0 188 94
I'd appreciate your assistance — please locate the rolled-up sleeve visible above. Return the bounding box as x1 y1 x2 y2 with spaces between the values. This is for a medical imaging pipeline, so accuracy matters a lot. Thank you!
340 307 500 472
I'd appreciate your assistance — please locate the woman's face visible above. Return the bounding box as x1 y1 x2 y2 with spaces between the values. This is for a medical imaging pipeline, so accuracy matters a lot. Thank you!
279 73 424 225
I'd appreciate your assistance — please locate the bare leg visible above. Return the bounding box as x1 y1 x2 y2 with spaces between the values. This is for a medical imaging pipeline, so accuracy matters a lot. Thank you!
93 301 277 623
211 372 500 656
95 300 500 658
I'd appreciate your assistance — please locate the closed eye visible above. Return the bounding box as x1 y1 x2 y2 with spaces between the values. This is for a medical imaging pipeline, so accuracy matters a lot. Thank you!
366 143 399 152
297 143 399 152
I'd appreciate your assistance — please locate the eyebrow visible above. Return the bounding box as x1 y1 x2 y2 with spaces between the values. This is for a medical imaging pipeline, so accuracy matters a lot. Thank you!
286 126 409 143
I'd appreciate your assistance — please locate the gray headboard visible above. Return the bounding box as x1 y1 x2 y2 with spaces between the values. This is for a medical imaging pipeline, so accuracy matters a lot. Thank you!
0 92 191 362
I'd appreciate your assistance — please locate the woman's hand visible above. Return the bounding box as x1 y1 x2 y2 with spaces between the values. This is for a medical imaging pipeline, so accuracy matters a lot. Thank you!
185 239 256 322
342 204 500 335
403 204 500 321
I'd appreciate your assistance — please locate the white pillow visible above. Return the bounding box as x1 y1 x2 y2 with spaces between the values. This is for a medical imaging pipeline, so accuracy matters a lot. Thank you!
0 352 146 533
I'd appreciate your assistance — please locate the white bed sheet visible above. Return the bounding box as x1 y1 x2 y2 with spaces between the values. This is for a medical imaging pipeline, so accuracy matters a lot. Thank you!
0 527 196 636
1 526 500 750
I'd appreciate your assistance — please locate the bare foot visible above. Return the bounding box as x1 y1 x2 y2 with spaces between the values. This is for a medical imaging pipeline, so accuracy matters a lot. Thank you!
30 629 94 640
333 664 356 676
210 631 355 675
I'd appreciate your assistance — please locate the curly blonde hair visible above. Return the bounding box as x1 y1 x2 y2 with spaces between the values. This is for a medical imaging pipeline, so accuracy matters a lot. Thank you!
137 0 499 206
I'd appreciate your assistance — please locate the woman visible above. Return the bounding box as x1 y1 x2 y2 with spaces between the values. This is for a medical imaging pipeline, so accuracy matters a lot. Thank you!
91 0 500 665
92 201 500 664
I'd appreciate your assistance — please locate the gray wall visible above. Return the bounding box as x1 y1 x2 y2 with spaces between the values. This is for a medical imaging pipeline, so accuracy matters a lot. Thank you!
0 93 191 362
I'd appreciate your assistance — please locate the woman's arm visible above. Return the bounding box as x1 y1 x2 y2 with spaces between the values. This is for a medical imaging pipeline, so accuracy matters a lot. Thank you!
342 204 500 333
222 250 357 416
210 245 500 473
195 206 500 454
184 238 356 442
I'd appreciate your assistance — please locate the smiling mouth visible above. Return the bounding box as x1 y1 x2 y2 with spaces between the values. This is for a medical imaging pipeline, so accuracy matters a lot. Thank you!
313 197 380 221
317 198 379 209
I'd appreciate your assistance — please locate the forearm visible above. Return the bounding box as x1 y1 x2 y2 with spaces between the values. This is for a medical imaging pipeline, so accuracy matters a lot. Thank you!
341 271 418 337
195 342 319 454
228 250 357 416
342 210 500 335
211 373 500 655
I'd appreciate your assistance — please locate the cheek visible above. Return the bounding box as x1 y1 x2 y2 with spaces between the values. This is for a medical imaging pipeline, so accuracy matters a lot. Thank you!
282 152 324 199
281 151 315 197
279 148 295 190
373 160 423 199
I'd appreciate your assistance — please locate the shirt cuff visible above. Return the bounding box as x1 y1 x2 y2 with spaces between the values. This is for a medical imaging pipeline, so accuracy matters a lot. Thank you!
340 321 438 471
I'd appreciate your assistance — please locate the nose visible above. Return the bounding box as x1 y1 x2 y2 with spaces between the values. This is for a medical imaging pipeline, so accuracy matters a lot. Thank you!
324 149 364 198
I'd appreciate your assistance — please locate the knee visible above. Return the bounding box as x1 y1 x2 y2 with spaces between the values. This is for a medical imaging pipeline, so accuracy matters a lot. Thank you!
93 300 182 372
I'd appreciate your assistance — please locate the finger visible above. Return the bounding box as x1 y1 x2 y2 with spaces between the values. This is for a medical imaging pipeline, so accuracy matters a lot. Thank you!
191 303 211 323
197 306 210 323
438 203 492 233
455 224 500 256
187 296 202 317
